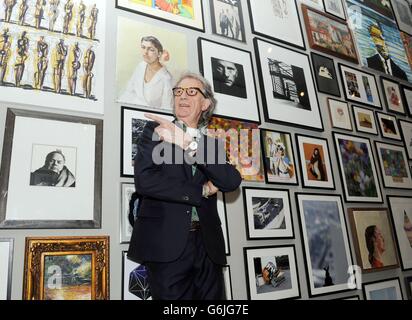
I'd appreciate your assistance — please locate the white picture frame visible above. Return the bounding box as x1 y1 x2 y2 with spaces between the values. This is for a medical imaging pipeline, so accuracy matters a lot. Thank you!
120 182 135 244
0 238 13 300
217 192 231 255
363 278 404 300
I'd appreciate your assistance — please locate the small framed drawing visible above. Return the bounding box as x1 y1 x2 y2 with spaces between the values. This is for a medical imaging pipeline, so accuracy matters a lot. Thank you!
323 0 346 20
327 98 352 131
375 142 412 189
311 52 341 97
401 85 412 116
217 192 231 255
391 0 412 36
198 38 260 122
338 63 381 109
23 236 109 300
210 0 246 43
348 208 399 273
380 77 406 115
120 183 135 244
243 245 301 300
363 278 404 300
122 251 151 300
296 134 335 189
260 129 298 185
0 238 13 300
399 120 412 160
223 265 233 300
376 112 402 141
333 132 382 203
352 105 378 135
296 193 355 297
242 187 294 240
0 108 102 229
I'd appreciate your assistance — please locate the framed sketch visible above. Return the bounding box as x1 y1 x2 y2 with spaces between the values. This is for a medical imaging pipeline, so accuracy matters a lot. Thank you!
401 85 412 116
380 77 406 115
243 245 301 300
120 183 135 244
387 196 412 270
23 236 109 300
242 187 294 240
327 98 352 131
399 120 412 160
115 0 204 32
254 38 323 131
0 108 102 229
348 208 399 273
217 192 231 255
311 52 341 97
0 238 13 300
299 0 325 11
223 265 233 300
391 0 412 36
406 277 412 299
333 132 382 203
247 0 306 50
198 38 260 122
210 0 246 43
122 251 151 300
363 278 404 300
376 112 402 141
260 129 298 185
295 193 354 297
296 134 335 189
338 63 381 109
352 105 378 135
121 106 173 177
302 5 357 63
323 0 346 20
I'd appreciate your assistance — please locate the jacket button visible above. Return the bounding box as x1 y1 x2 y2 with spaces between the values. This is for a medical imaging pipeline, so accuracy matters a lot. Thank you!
183 196 189 201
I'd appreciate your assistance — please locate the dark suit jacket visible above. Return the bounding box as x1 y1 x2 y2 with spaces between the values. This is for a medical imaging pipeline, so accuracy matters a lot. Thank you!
366 54 408 81
127 121 242 265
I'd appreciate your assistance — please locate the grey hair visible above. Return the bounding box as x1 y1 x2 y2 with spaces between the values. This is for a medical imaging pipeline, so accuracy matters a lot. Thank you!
173 72 217 128
141 36 163 53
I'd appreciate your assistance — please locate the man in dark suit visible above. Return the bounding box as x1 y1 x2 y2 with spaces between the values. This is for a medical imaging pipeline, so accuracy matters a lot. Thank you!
128 72 242 300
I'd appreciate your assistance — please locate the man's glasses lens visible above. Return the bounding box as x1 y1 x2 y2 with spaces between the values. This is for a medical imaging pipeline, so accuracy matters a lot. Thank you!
172 87 206 97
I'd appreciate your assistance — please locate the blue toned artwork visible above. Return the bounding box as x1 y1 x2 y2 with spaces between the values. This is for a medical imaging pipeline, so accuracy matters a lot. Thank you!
369 286 397 300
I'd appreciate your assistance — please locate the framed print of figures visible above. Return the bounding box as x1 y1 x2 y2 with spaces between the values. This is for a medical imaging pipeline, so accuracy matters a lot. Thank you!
242 187 294 240
333 132 382 203
243 245 300 300
210 0 246 43
0 108 102 229
23 236 109 300
327 98 352 131
296 134 335 189
401 85 412 116
198 38 260 122
391 0 412 36
399 120 412 160
302 6 357 63
352 105 378 135
260 129 298 185
380 77 406 115
296 193 354 297
375 142 412 189
338 64 381 109
115 0 204 32
0 238 13 300
247 0 305 50
223 265 233 300
376 112 402 140
0 0 105 114
348 208 399 273
323 0 346 20
120 183 135 244
217 192 230 255
254 38 323 131
115 17 188 112
363 278 403 300
311 53 341 97
122 251 151 300
387 196 412 270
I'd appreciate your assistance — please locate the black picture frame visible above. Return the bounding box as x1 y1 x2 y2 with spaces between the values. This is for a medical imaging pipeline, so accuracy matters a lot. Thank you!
399 119 412 160
376 112 402 141
401 84 412 116
352 105 378 135
217 191 231 256
311 52 341 97
380 76 406 115
406 276 412 299
122 251 151 300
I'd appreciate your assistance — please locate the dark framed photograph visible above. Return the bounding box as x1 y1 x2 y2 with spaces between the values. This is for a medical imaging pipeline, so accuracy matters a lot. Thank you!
380 77 406 115
210 0 246 43
376 112 402 141
352 105 378 135
122 251 151 300
363 278 404 300
311 52 341 97
327 98 352 131
0 108 102 229
217 192 231 256
401 85 412 116
391 0 412 36
323 0 346 20
399 119 412 160
243 245 301 300
0 238 13 300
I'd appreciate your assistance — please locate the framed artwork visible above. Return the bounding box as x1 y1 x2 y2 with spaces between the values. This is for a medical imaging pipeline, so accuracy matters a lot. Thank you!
247 0 306 50
352 105 378 135
376 112 402 141
210 0 246 43
333 132 382 203
115 0 204 32
348 208 399 273
338 63 381 109
254 38 323 131
122 251 151 300
296 134 335 189
342 295 361 300
302 5 357 63
387 196 412 270
375 142 412 189
399 119 412 159
401 32 412 71
243 245 301 300
311 52 341 97
406 277 412 299
115 17 188 112
401 85 412 116
121 107 173 177
299 0 325 11
380 77 406 115
223 265 233 300
242 187 294 240
391 0 412 36
323 0 346 20
327 98 352 131
363 278 404 300
0 108 102 229
217 192 231 255
120 183 135 244
23 236 109 300
198 38 260 122
296 193 354 297
345 0 394 19
0 238 13 300
260 129 298 185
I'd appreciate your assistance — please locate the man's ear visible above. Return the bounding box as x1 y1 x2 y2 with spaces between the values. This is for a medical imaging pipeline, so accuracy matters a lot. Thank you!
201 98 211 112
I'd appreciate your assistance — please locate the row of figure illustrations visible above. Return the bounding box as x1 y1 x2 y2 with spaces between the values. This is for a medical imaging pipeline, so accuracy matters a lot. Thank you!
0 28 96 98
3 0 98 40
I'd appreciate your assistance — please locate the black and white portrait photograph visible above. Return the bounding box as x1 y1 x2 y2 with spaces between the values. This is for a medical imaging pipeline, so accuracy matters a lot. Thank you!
311 52 340 97
210 0 246 42
211 57 247 99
